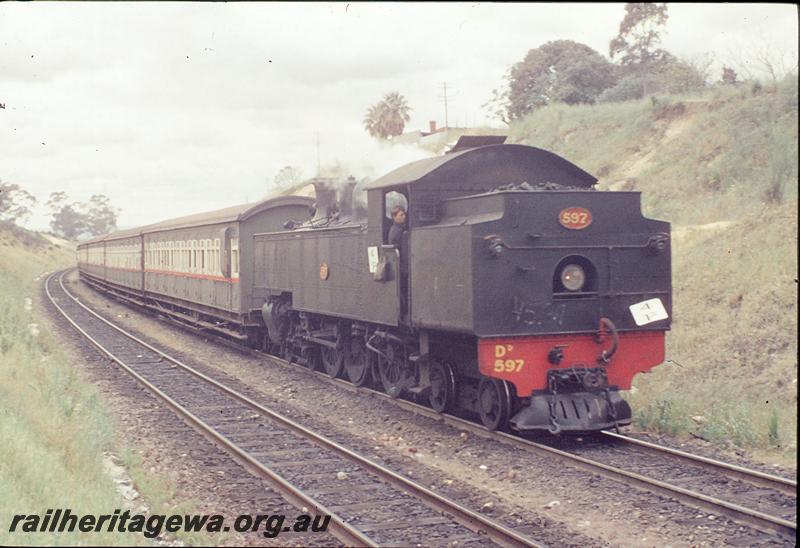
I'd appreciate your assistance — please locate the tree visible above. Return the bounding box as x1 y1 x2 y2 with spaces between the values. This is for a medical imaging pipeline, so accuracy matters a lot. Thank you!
609 3 670 69
273 165 304 190
504 41 618 120
46 191 119 240
725 38 797 85
48 192 84 239
605 5 708 101
0 180 37 225
653 58 707 94
363 92 412 140
721 66 739 85
49 206 85 240
750 38 799 84
483 81 511 125
84 194 119 236
597 57 706 103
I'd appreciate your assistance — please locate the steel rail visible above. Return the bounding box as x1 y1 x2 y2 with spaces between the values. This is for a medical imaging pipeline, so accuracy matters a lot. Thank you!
329 376 797 539
67 267 797 540
52 270 543 548
600 430 797 497
46 271 376 548
162 323 798 541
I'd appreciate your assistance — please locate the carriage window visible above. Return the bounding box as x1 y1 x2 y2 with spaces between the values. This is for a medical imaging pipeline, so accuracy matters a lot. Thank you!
214 238 220 274
384 191 408 219
231 237 239 278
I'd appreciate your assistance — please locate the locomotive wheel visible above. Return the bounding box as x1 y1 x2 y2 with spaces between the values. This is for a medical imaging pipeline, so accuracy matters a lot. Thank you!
478 378 512 431
344 338 371 386
301 346 320 371
279 317 298 363
429 360 457 413
320 345 344 379
378 342 412 399
280 339 298 363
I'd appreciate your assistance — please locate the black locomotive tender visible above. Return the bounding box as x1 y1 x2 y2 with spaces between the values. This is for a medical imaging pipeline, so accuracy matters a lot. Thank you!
78 137 672 433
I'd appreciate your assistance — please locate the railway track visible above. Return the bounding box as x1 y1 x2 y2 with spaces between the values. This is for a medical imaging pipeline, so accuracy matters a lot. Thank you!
343 373 797 540
58 268 797 543
227 329 798 541
46 269 543 547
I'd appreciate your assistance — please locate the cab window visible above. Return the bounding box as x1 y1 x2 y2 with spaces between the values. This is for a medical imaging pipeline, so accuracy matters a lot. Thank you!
383 190 408 244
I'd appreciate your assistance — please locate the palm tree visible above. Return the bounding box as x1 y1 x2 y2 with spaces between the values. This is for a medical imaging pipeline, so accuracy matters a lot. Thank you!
363 103 383 139
363 92 412 140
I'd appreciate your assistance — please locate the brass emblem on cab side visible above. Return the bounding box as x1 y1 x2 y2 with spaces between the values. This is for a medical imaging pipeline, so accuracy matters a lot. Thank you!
319 262 329 280
559 207 592 230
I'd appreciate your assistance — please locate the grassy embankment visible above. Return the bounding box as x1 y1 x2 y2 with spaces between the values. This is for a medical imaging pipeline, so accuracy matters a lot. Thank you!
509 78 798 464
0 224 211 545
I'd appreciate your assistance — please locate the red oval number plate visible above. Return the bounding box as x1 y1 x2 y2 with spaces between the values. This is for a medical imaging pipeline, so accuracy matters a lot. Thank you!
559 207 592 230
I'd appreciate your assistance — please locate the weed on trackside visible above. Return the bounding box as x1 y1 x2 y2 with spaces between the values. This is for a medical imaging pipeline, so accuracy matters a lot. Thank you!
0 228 214 545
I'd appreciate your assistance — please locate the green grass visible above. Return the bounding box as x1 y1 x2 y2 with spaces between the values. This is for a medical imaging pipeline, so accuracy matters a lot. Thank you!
508 97 659 177
510 82 798 465
115 448 220 547
0 227 215 545
509 78 799 226
628 199 797 461
0 231 140 545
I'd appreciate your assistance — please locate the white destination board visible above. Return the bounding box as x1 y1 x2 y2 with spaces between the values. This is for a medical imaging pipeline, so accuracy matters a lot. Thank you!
629 298 669 326
367 246 379 274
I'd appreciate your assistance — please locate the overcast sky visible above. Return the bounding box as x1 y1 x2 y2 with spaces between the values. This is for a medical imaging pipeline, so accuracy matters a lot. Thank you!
1 3 796 231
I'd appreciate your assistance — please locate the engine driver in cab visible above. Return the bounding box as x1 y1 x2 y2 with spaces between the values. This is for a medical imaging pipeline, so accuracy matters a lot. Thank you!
388 205 407 247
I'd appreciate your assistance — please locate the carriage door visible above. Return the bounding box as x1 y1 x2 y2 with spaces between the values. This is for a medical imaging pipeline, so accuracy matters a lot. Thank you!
220 226 233 311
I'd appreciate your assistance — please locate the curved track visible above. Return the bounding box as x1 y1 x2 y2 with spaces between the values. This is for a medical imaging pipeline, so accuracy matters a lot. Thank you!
47 269 543 547
61 268 797 542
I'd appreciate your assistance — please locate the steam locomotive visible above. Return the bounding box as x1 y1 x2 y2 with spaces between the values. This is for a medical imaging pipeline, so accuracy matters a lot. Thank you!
78 136 671 433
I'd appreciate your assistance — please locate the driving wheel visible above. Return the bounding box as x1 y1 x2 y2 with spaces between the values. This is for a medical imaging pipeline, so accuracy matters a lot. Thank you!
378 342 412 398
344 337 371 386
320 345 344 378
478 378 512 431
429 360 457 413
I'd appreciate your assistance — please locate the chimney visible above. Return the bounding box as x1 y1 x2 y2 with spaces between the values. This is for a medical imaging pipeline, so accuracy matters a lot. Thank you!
429 120 437 133
311 178 337 220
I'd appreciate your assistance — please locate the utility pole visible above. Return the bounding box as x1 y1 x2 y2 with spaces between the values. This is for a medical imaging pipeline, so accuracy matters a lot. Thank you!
438 82 450 129
315 132 321 177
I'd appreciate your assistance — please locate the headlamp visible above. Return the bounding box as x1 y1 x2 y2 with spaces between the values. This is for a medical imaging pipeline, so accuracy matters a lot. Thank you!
560 264 586 291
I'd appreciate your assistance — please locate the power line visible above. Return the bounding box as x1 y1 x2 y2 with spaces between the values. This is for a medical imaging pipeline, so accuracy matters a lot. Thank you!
437 82 457 129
